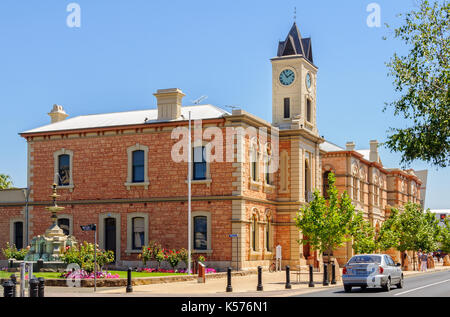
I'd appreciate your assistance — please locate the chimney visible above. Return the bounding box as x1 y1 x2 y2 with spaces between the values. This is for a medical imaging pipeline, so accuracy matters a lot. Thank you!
48 104 68 123
346 141 355 151
153 88 185 121
369 140 379 162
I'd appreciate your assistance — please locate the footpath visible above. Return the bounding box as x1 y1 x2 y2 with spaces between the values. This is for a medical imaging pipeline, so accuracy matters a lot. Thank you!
37 262 450 297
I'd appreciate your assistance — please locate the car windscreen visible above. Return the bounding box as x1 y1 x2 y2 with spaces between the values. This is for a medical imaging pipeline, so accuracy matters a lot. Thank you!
348 255 382 264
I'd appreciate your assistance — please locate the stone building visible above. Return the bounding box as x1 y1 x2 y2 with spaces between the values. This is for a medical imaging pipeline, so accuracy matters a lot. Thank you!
0 22 426 271
0 23 326 271
320 140 425 265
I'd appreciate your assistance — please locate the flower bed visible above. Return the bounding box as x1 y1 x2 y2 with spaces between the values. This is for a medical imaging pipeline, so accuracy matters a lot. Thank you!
136 267 217 274
60 270 120 279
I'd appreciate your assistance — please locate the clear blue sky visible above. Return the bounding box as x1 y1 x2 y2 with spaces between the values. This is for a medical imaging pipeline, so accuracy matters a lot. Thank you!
0 0 448 209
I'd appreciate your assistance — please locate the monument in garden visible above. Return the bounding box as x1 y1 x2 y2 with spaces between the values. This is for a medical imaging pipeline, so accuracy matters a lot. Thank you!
22 184 77 268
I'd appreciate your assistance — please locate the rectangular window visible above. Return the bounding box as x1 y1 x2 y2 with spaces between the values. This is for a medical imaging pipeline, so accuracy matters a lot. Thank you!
306 99 312 122
132 150 145 183
14 222 23 250
57 218 70 236
193 146 207 180
132 217 145 250
194 216 207 250
283 98 290 119
265 157 272 185
58 154 70 186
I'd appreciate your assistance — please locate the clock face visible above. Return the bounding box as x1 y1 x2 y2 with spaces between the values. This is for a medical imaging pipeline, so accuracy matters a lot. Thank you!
306 73 312 89
279 69 295 86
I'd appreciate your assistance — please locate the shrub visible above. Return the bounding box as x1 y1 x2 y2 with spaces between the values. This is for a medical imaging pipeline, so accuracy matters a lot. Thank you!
1 243 28 260
60 241 114 273
164 249 180 270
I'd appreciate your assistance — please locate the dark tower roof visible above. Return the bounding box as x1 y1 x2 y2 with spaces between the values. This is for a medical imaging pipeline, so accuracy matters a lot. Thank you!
277 22 313 64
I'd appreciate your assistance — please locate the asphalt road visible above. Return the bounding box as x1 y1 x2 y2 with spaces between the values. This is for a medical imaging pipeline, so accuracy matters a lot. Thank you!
295 270 450 297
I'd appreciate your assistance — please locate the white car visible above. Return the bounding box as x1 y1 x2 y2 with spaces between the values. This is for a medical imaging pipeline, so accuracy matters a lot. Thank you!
342 254 404 292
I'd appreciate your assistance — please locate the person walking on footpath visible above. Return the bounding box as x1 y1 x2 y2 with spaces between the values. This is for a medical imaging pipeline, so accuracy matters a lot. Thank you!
421 252 428 272
417 249 423 271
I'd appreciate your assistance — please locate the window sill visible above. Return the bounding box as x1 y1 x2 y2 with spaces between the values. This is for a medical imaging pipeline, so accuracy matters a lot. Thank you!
124 182 150 190
192 249 213 254
56 185 74 192
185 179 212 187
125 249 142 254
250 180 262 191
263 183 275 193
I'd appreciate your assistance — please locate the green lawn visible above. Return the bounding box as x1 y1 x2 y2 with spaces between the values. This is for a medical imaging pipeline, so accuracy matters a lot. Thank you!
0 270 186 279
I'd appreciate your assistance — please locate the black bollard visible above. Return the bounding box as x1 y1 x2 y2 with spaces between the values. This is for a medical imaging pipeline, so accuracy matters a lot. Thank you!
38 277 45 297
126 267 133 293
226 267 233 292
308 265 314 287
323 263 329 286
3 280 15 298
29 278 39 297
256 266 263 291
10 274 17 297
285 265 292 289
331 263 336 285
36 259 44 273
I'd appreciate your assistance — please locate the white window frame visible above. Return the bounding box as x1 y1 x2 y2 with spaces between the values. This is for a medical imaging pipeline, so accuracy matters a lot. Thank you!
191 211 212 254
54 148 74 191
125 143 150 190
126 212 149 254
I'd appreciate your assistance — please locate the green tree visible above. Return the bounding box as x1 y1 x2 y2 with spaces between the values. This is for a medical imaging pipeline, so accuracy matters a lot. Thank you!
440 217 450 253
376 208 401 252
351 212 378 254
295 172 356 263
0 174 13 189
383 0 450 168
383 202 441 269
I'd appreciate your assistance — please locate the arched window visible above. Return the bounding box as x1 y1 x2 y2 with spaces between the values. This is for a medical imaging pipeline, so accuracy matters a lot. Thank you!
251 215 257 251
283 98 290 119
266 216 271 252
58 154 70 186
306 99 312 123
304 158 311 200
132 150 145 183
250 145 259 182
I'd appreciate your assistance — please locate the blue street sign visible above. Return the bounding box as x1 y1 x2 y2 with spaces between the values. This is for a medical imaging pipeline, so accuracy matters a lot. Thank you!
80 224 97 231
229 234 238 238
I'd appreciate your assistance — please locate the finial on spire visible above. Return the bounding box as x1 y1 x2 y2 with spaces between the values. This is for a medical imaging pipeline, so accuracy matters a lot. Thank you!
294 7 296 22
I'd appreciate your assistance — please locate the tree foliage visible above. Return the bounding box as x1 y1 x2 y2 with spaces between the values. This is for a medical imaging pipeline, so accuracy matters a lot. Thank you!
380 202 441 253
351 212 378 254
384 0 450 167
0 174 13 189
295 172 356 260
440 217 450 253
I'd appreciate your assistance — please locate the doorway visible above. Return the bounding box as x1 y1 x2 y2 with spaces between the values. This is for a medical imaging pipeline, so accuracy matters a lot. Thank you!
104 217 117 262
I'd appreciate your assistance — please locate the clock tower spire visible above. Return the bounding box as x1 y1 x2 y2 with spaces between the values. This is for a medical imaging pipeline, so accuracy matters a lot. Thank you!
271 22 318 135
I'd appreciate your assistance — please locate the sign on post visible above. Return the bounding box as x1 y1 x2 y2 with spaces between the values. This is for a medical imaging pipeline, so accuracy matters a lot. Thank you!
229 234 239 271
81 224 97 291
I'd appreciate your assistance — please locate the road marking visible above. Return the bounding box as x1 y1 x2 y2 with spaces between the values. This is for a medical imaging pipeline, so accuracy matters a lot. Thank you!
394 278 450 296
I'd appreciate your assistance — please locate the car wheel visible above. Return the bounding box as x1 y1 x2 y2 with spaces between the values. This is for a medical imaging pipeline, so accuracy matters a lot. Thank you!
383 278 391 292
344 285 352 293
396 276 404 289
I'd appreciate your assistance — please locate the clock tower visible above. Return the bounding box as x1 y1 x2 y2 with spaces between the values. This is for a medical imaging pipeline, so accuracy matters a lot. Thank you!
271 22 318 135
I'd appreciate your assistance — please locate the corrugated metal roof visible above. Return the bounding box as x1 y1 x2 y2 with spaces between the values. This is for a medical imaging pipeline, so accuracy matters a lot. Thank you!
22 104 229 134
320 140 344 152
